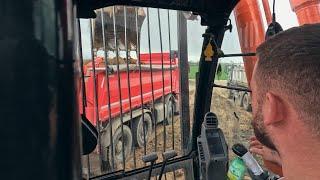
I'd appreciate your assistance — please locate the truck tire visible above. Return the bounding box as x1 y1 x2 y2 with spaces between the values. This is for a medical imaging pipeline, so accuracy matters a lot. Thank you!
132 113 152 147
233 92 242 107
109 125 133 164
166 97 175 125
238 92 244 107
228 89 233 99
242 93 252 112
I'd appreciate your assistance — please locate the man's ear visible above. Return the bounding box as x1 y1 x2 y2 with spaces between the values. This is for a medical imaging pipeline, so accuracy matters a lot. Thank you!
263 92 286 126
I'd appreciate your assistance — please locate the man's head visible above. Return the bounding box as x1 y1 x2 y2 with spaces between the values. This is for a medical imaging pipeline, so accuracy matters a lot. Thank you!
251 24 320 151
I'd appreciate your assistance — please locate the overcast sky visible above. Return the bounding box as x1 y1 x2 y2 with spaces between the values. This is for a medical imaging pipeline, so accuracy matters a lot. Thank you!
80 0 299 62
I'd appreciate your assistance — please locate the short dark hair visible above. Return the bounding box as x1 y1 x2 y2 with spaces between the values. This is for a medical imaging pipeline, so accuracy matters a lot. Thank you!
255 24 320 135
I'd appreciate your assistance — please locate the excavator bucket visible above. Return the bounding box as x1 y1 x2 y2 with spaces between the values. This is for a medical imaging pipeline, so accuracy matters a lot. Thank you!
93 7 146 51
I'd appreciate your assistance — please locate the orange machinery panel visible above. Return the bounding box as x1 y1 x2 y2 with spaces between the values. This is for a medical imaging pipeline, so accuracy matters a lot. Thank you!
262 0 273 25
290 0 320 25
234 0 265 86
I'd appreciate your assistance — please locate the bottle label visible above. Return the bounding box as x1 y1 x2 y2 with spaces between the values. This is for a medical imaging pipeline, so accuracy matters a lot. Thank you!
242 152 264 175
227 157 246 180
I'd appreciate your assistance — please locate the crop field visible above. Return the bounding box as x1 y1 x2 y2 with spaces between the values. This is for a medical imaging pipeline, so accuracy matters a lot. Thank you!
188 63 230 80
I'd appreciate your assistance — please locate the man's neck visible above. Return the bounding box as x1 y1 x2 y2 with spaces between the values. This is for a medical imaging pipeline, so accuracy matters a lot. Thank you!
279 136 320 180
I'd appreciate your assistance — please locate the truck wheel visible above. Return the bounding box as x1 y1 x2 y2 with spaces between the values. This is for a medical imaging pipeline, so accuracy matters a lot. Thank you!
242 93 252 112
110 125 133 164
233 92 241 107
228 89 233 99
166 98 175 125
238 92 244 107
132 113 152 147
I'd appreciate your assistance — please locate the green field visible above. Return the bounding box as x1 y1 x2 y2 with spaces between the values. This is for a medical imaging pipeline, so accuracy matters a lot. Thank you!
188 63 229 80
189 64 199 79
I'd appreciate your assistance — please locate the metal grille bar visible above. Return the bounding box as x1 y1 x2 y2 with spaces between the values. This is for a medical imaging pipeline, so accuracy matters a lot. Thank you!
157 8 167 152
77 19 92 179
177 11 190 155
167 10 175 151
90 18 104 173
167 10 177 180
146 8 158 152
112 6 126 171
212 83 252 92
219 52 256 58
123 6 137 169
136 7 148 159
100 8 115 171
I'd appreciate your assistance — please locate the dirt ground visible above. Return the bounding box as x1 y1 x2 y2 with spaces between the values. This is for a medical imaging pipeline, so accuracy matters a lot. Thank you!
210 80 253 158
83 80 254 179
189 80 253 150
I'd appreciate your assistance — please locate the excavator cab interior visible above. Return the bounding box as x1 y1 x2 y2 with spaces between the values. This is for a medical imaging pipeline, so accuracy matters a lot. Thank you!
3 0 317 179
77 1 239 179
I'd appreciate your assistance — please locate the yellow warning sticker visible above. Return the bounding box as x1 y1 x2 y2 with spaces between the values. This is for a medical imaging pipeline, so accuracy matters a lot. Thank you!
204 41 214 61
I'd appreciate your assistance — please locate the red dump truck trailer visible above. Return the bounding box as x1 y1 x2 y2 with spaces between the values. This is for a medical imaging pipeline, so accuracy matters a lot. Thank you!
80 52 179 163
